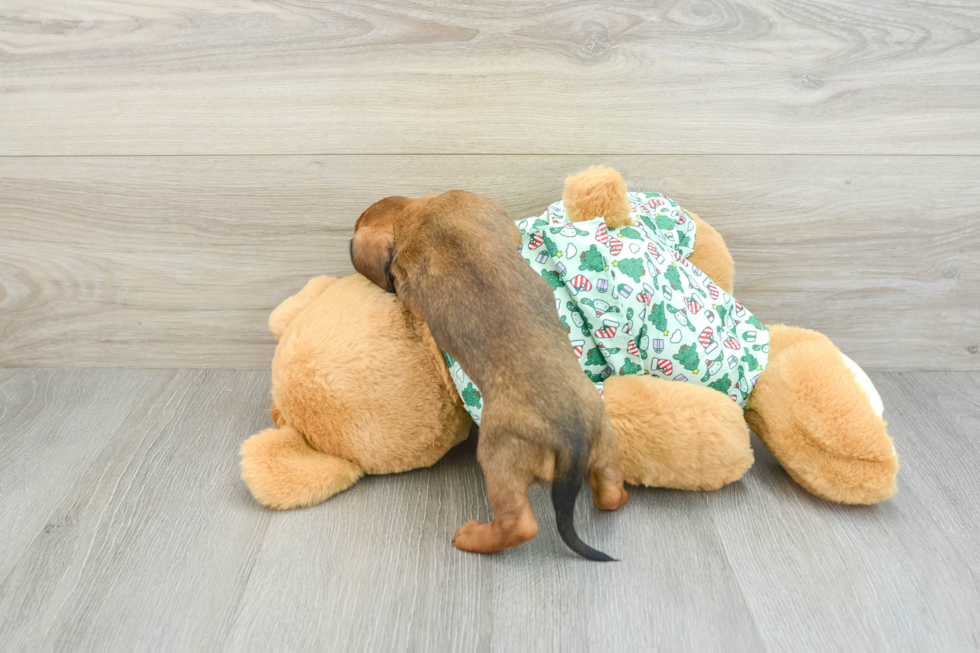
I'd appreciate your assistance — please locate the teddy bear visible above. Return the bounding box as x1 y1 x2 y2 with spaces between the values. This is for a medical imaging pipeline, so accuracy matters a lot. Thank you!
240 167 898 512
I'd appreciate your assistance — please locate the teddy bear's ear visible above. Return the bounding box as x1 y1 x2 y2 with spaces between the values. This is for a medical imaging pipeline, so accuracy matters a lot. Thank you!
351 196 409 293
562 166 634 229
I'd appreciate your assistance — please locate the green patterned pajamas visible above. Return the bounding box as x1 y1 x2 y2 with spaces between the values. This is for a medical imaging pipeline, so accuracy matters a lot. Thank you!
444 192 770 425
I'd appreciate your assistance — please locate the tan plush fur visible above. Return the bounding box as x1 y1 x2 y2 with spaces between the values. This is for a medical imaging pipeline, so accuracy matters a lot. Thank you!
240 167 898 509
563 166 634 228
745 325 898 504
603 375 753 490
240 275 471 509
240 426 363 509
268 275 336 339
271 275 471 475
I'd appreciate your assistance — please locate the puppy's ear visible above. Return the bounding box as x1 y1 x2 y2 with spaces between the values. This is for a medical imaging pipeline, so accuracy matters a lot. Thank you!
351 229 395 292
351 196 410 292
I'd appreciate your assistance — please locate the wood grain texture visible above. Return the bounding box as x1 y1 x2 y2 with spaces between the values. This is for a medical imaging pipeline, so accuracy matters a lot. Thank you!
1 0 979 155
870 372 980 580
1 369 979 652
706 373 980 652
2 155 977 370
0 369 273 653
0 368 168 581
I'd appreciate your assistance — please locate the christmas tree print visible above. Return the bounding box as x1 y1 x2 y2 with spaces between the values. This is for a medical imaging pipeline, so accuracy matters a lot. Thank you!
664 264 683 291
542 232 561 258
560 315 571 334
617 226 644 240
585 347 605 366
584 369 608 384
707 373 731 394
579 245 607 272
640 214 657 232
672 344 700 374
656 213 678 231
650 302 668 334
541 269 562 289
619 358 643 375
713 304 731 331
626 307 634 321
677 230 691 250
746 315 764 330
533 217 548 228
741 350 762 371
443 352 456 368
461 382 482 409
613 258 645 283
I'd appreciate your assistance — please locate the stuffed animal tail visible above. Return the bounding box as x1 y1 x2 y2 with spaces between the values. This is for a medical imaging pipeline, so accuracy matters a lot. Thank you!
551 438 616 562
240 425 363 510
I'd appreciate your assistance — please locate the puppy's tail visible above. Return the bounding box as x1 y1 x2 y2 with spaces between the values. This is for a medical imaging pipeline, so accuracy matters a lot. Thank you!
552 438 616 562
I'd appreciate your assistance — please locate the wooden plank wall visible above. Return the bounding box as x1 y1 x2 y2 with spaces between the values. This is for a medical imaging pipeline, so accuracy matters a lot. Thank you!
1 1 978 370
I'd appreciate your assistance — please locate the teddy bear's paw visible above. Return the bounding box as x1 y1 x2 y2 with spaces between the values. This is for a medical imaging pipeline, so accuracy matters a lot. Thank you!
746 325 898 505
839 352 885 419
240 425 363 509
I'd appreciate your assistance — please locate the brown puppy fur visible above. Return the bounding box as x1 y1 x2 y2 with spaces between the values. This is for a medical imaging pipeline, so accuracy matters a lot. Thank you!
352 191 628 559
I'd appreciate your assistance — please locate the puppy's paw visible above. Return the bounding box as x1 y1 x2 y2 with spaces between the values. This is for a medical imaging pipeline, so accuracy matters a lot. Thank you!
453 520 488 553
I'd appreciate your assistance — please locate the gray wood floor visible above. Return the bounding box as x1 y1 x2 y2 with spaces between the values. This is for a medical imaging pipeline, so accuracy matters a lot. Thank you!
1 369 978 652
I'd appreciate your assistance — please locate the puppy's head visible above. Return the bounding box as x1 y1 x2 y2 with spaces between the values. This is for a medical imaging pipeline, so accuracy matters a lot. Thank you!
350 196 412 292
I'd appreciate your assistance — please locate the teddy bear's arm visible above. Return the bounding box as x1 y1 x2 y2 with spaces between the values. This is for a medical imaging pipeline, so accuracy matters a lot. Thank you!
268 276 338 339
685 212 734 294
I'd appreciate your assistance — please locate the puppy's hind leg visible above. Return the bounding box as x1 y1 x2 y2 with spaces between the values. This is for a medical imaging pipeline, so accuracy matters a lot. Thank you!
589 417 630 511
453 434 539 554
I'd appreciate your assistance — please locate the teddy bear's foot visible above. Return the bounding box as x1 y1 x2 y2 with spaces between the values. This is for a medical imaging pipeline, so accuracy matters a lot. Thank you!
745 325 898 505
240 425 363 509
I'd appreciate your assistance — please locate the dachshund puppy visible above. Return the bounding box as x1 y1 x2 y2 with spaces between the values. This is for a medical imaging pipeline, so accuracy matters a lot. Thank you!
351 191 629 560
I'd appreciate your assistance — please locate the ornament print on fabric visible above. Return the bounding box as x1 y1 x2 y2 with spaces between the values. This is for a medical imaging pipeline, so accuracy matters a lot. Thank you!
445 192 770 425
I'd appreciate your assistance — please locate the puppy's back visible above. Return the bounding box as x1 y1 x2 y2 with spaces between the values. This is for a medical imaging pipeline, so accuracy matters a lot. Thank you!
400 192 589 401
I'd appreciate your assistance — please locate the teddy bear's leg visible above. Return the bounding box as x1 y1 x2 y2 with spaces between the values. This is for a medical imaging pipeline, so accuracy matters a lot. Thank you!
744 325 899 504
602 374 754 491
240 425 363 509
685 212 735 294
268 275 338 339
